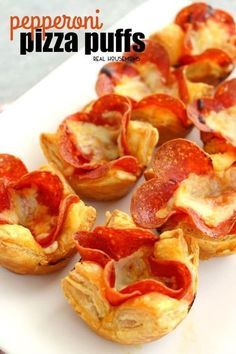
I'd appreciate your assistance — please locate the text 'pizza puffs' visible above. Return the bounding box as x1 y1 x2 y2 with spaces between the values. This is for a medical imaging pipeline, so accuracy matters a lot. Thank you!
0 154 96 274
131 139 236 259
62 209 198 344
96 39 233 109
175 2 236 63
41 94 158 201
187 78 236 169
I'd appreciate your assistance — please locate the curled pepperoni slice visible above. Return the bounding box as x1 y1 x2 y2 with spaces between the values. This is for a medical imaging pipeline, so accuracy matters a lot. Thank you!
0 154 28 213
75 156 141 180
74 226 191 306
0 183 10 213
152 139 213 181
35 194 79 247
13 171 64 213
187 79 236 146
0 154 28 182
74 226 158 267
132 93 189 127
215 78 236 108
125 40 171 82
104 258 191 306
175 3 235 33
131 178 178 228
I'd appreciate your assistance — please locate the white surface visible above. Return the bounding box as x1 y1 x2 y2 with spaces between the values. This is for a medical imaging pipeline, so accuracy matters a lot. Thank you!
0 1 236 354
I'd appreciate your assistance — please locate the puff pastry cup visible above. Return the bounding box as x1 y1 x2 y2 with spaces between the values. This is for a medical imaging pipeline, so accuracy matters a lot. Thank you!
131 139 236 259
187 78 236 168
41 94 158 201
0 154 96 274
151 2 236 66
62 209 198 344
96 34 233 143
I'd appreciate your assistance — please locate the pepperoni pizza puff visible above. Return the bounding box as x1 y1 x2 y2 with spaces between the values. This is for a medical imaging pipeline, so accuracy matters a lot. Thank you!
41 94 158 201
0 154 96 274
187 78 236 170
131 139 236 259
62 209 198 344
151 3 236 66
175 2 236 63
96 39 233 104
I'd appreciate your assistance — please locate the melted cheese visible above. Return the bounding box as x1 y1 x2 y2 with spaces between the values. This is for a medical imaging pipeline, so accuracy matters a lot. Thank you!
12 188 56 236
115 75 151 101
206 106 236 147
190 19 229 55
115 249 150 290
67 120 119 163
115 63 178 101
174 173 236 227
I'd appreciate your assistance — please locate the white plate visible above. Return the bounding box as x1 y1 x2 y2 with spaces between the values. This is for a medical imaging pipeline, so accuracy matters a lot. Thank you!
0 1 236 353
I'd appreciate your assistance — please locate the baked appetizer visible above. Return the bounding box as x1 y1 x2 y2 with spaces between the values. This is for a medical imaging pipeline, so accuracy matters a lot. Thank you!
0 154 96 274
41 94 158 201
96 39 233 105
131 139 236 259
187 78 236 169
174 2 236 63
131 94 191 144
62 209 198 344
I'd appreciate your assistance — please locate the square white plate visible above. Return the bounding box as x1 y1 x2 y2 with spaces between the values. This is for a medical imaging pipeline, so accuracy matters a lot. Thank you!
0 1 235 353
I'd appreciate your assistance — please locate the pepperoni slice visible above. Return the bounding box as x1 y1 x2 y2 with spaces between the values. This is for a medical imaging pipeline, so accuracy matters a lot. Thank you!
59 117 97 170
35 194 79 247
131 178 178 228
187 79 236 146
90 94 132 155
175 3 234 33
74 226 158 267
132 93 189 127
0 154 28 214
0 154 28 182
0 183 10 213
152 139 213 181
13 171 64 213
180 48 233 68
75 156 140 180
215 78 236 108
104 259 191 306
125 40 171 82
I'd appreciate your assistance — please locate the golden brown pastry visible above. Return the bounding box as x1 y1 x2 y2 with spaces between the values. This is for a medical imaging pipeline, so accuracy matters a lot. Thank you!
41 94 158 201
0 154 96 274
62 209 198 344
131 139 236 259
